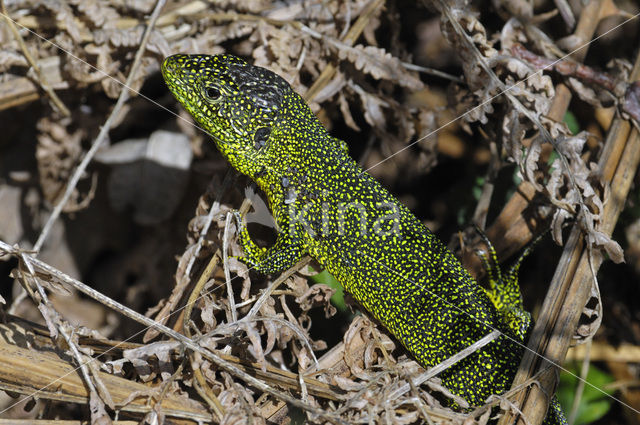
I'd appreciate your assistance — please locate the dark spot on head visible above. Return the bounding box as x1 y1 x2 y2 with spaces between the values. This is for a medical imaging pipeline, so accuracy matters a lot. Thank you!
253 127 271 150
229 64 285 111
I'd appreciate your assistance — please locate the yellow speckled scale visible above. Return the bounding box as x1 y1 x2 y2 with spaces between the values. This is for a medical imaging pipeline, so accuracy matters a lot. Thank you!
162 54 566 424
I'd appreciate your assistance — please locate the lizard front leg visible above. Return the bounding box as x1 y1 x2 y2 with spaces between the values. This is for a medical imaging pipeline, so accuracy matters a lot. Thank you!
234 211 307 274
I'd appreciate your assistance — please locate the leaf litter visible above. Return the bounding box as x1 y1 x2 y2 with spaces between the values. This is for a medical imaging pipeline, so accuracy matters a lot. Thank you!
0 0 639 423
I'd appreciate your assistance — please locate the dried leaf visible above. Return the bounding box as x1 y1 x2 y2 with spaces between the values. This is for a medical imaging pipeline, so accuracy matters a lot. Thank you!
337 44 424 90
440 6 498 91
69 0 120 29
338 92 361 131
0 50 29 72
352 83 388 128
36 117 85 208
37 0 84 43
295 284 336 318
312 71 347 103
94 27 170 57
124 0 156 13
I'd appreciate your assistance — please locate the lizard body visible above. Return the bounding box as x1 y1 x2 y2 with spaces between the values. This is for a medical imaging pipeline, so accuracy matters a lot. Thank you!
162 53 566 424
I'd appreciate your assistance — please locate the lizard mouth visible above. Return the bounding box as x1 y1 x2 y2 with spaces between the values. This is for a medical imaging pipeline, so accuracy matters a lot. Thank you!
161 58 192 115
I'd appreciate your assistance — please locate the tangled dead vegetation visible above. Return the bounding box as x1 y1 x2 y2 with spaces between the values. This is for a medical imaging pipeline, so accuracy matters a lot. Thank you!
1 0 639 423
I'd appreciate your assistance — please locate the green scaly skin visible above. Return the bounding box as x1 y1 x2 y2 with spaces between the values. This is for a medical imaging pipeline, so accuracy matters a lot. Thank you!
162 54 566 424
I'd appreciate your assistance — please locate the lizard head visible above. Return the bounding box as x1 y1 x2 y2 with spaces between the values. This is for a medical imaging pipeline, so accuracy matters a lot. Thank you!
162 54 311 179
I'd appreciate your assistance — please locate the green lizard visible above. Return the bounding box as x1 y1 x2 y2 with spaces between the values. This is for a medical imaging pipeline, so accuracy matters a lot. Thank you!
162 53 566 424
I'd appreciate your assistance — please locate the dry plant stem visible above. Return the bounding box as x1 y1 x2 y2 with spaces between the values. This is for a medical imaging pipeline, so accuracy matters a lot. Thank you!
387 330 501 402
184 296 226 419
0 339 212 421
467 371 553 423
470 0 608 277
472 141 500 229
183 251 221 336
190 351 225 421
223 212 238 323
299 24 428 88
179 200 256 418
31 0 166 254
402 62 464 83
554 0 576 30
565 341 640 362
333 372 388 415
567 339 592 425
512 45 640 124
180 251 225 420
212 350 340 400
157 362 184 405
0 1 456 111
511 43 622 93
183 169 237 279
0 241 349 425
298 371 308 403
408 377 436 425
0 0 70 116
207 315 319 367
92 336 339 400
203 4 389 75
18 253 113 419
499 46 640 425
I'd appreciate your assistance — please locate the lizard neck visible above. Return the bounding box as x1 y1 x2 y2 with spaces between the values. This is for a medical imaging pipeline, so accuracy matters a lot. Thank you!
252 114 338 206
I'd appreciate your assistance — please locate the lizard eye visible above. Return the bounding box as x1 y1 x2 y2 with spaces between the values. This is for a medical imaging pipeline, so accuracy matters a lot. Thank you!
203 85 221 101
